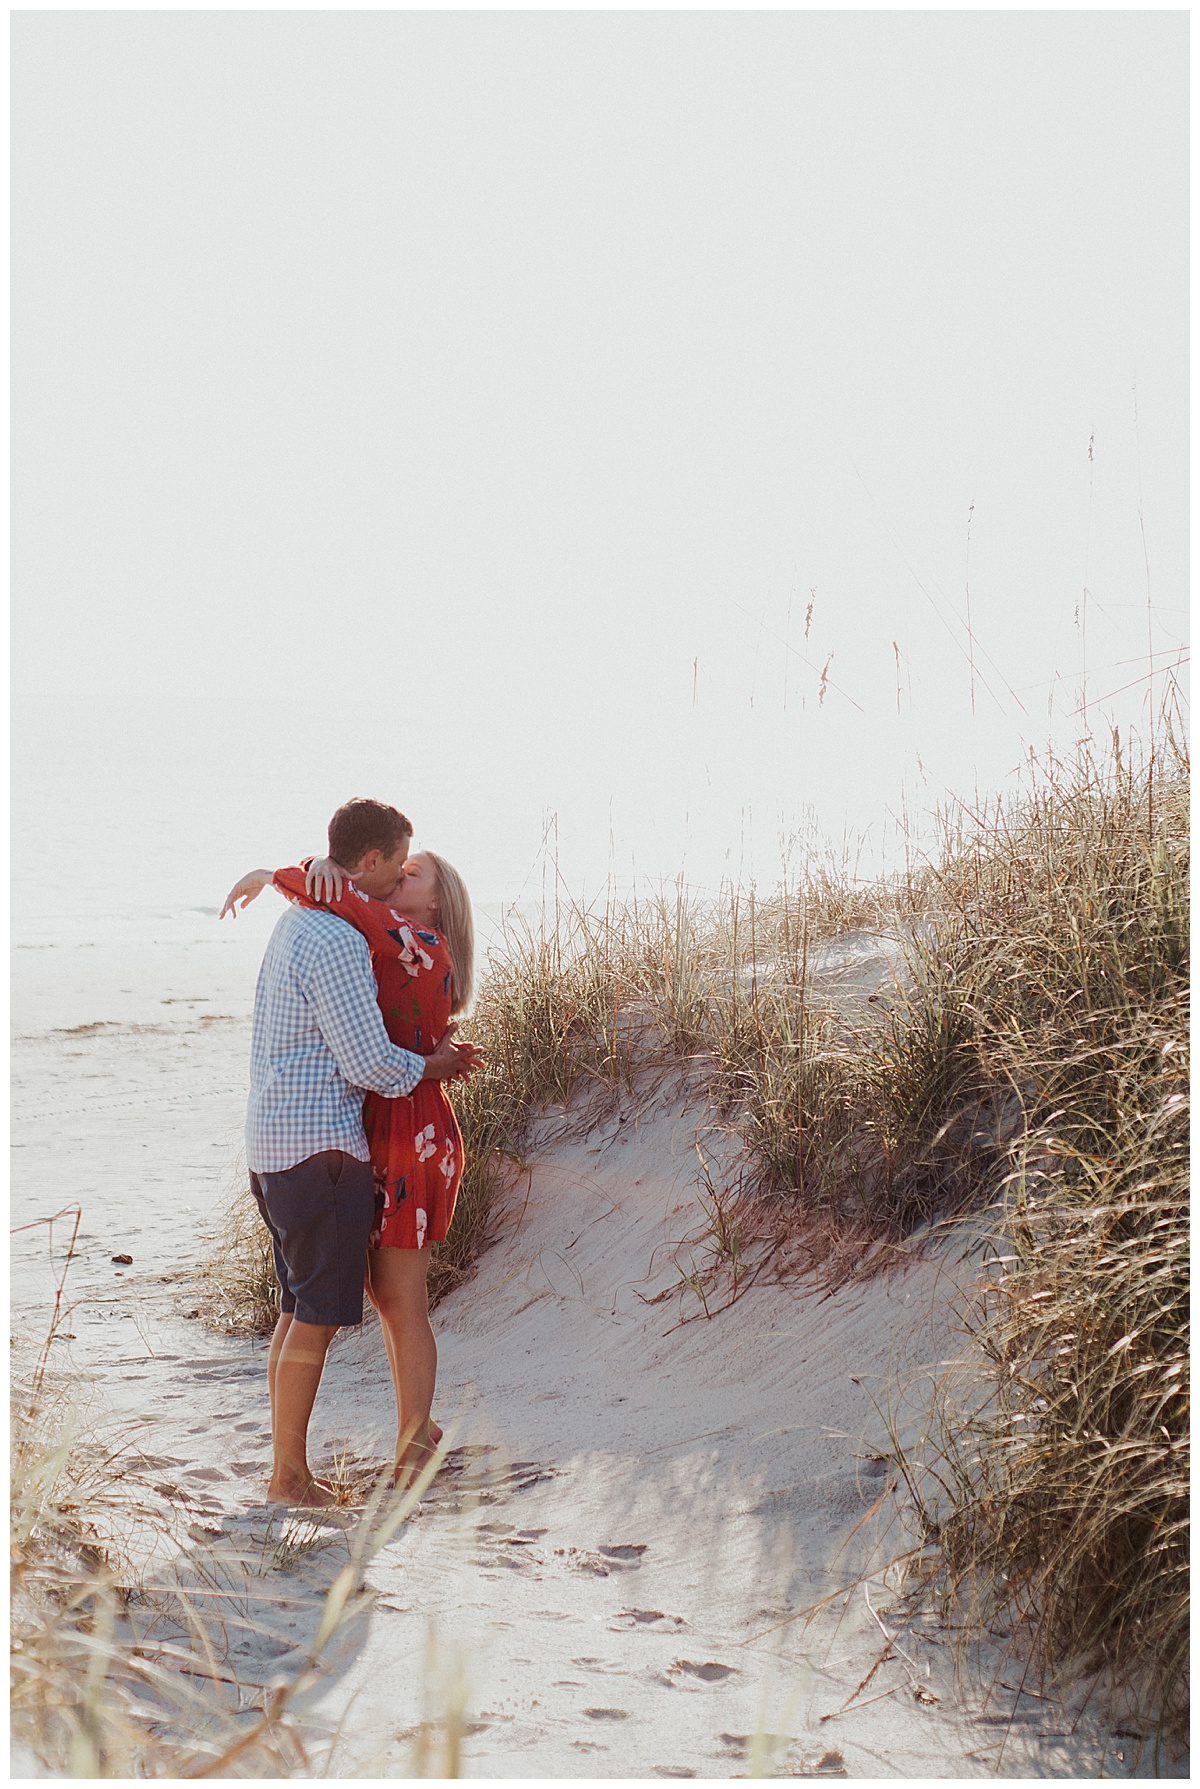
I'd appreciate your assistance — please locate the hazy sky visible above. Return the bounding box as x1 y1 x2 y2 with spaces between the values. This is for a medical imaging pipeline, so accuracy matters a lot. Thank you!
12 10 1188 906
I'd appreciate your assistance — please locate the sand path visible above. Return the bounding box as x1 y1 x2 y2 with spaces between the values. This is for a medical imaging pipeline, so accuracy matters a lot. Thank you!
12 1001 1167 1778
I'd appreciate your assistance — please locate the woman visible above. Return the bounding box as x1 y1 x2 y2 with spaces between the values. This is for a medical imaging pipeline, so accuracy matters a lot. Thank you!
221 849 475 1487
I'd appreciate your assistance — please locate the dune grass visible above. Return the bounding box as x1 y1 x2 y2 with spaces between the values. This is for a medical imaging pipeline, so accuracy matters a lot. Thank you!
895 733 1190 1740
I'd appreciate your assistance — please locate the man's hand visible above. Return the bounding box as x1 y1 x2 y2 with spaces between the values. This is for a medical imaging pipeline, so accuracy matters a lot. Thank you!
220 869 274 919
306 856 345 904
420 1021 484 1083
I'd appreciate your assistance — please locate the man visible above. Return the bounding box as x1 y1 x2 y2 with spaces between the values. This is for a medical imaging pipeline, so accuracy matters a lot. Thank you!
243 797 481 1507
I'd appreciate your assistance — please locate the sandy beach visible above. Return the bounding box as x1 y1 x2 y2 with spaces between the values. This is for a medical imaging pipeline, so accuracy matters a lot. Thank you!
12 10 1187 1773
12 929 1178 1781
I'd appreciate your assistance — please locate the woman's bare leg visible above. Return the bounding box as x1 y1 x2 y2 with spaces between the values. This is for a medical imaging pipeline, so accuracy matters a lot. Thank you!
365 1247 439 1485
365 1282 403 1406
365 1261 443 1446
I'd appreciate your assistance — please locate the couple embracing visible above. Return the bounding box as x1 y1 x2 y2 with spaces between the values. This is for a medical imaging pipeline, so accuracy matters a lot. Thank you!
221 797 483 1508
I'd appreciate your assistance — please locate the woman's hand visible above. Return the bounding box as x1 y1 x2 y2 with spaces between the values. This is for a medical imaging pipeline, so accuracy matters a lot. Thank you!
220 869 274 919
420 1022 485 1083
305 856 345 904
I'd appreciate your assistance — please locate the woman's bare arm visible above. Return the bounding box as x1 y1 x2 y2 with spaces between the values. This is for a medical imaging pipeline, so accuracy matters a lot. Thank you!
220 857 346 920
219 869 276 919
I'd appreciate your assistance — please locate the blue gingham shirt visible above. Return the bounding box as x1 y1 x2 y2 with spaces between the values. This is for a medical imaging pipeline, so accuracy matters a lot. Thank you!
245 904 425 1174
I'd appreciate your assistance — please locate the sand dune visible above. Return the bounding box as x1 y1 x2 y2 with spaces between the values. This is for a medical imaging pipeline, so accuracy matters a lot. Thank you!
12 999 1174 1778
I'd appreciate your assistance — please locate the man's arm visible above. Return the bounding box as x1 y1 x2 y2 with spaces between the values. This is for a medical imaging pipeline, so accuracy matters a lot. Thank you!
303 924 426 1097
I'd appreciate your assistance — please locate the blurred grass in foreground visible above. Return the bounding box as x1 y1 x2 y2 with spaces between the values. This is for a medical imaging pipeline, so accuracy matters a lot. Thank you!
11 1345 465 1776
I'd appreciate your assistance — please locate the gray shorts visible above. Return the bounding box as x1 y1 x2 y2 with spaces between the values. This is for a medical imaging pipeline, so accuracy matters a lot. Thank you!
249 1150 376 1328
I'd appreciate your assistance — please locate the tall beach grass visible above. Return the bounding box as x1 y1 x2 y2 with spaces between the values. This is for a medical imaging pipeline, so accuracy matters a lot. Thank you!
899 731 1189 1740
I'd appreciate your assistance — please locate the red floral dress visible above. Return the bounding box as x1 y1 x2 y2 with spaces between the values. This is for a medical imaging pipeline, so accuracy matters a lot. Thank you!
272 866 464 1250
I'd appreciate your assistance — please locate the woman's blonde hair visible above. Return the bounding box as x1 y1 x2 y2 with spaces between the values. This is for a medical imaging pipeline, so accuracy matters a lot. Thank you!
427 851 475 1016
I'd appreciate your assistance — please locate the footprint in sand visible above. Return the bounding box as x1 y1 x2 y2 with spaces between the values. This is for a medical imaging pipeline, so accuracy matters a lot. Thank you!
612 1608 686 1630
187 1521 223 1543
555 1547 611 1577
441 1456 558 1505
583 1708 630 1721
599 1543 647 1566
669 1659 738 1685
794 1750 848 1777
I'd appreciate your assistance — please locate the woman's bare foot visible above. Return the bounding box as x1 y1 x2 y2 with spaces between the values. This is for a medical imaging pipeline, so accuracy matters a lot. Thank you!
429 1418 443 1445
266 1473 337 1508
392 1438 439 1492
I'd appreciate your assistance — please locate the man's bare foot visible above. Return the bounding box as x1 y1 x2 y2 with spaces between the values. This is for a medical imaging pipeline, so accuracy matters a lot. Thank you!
266 1474 337 1509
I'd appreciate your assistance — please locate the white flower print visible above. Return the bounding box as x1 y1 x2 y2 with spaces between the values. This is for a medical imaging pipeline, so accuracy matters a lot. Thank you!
386 916 435 977
415 1207 428 1249
439 1140 456 1184
415 1123 437 1162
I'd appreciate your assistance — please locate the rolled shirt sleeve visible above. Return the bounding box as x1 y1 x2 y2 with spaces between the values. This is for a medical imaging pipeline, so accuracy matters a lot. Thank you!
303 923 425 1097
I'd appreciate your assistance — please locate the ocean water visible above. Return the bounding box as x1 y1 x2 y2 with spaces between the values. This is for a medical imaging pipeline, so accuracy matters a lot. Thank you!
12 698 534 1036
12 887 522 1038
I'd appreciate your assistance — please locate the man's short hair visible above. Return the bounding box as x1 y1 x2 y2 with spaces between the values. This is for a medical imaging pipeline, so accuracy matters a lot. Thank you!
328 798 412 867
